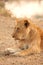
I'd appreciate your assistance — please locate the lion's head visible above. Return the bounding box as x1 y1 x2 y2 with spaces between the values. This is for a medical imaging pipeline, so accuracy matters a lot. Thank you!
12 18 41 51
12 18 31 40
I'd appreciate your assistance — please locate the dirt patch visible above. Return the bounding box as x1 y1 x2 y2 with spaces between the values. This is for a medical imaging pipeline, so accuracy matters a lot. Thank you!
0 53 43 65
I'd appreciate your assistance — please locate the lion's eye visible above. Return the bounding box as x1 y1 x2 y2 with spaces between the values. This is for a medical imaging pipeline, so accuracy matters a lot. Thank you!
24 20 30 28
17 27 20 30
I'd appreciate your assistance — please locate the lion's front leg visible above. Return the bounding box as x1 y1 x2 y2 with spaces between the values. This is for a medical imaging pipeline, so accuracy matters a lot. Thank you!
13 48 34 56
3 44 40 56
13 45 41 56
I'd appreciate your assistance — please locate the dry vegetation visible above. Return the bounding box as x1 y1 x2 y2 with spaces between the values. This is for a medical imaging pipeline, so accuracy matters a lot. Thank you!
0 1 11 17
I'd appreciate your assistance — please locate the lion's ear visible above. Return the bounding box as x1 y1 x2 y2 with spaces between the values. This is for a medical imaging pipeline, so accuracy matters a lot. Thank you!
24 20 30 28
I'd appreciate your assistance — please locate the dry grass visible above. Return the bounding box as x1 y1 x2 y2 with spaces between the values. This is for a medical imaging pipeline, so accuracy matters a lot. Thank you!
0 1 4 8
0 8 11 17
0 1 11 17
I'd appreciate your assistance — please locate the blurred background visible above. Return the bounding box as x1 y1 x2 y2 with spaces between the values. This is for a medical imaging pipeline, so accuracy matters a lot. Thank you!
0 0 43 17
0 0 43 29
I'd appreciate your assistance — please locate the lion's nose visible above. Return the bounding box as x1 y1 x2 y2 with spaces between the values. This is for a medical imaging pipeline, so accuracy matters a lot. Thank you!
12 34 19 40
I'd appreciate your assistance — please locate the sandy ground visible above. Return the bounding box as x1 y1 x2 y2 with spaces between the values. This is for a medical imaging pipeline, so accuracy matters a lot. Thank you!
0 16 43 65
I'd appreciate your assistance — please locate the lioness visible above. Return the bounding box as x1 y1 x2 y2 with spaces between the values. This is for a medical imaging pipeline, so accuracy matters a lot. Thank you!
12 18 43 56
0 18 43 56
